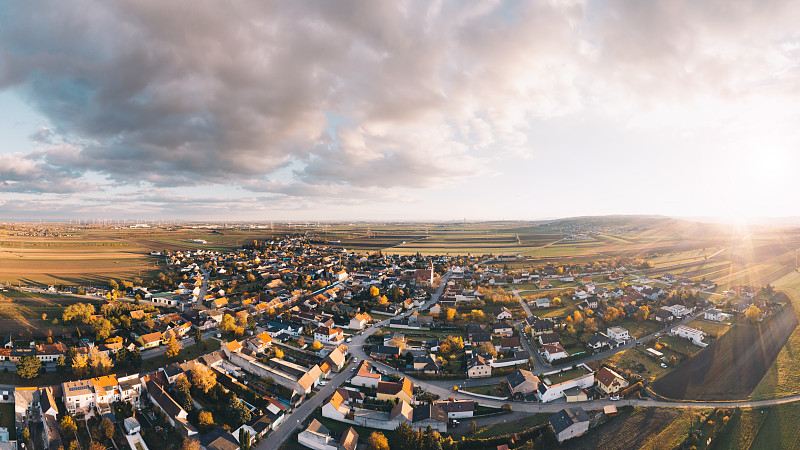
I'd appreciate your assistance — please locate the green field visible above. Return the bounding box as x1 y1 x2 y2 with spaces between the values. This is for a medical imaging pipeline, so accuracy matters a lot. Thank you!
686 319 733 339
464 383 509 397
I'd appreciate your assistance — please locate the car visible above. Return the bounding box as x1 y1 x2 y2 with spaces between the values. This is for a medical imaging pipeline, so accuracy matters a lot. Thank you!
610 395 619 401
351 366 357 371
319 381 327 386
660 363 668 368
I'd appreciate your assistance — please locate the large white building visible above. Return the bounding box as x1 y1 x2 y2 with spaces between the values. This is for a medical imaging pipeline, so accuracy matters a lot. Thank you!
670 325 705 345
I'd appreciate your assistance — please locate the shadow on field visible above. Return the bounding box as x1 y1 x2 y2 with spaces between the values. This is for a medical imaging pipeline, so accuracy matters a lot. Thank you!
652 300 798 400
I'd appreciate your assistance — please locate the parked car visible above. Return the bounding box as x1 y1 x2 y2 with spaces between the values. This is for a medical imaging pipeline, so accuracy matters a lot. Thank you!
660 363 668 368
610 395 619 401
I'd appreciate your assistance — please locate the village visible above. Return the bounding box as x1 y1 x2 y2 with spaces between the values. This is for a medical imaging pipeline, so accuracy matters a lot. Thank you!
0 236 783 450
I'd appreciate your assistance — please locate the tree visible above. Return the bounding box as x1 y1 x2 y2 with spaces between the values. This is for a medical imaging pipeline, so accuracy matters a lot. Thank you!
198 411 214 430
226 396 251 424
634 305 650 322
369 286 380 297
165 333 181 359
107 279 119 292
181 438 201 450
422 426 443 450
16 356 41 379
191 365 217 393
239 429 252 450
194 328 203 347
92 318 114 342
21 428 30 443
62 303 95 324
274 348 284 359
311 340 323 351
393 422 420 448
130 347 142 368
101 417 114 441
61 415 77 438
584 317 598 333
220 314 236 334
573 310 583 324
367 431 390 450
745 305 763 323
478 342 497 358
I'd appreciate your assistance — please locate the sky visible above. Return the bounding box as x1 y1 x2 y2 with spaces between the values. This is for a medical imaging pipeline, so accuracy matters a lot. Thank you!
2 1 800 222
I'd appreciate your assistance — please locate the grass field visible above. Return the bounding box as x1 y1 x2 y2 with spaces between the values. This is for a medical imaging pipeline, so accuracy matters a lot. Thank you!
0 403 15 440
566 406 703 450
464 383 509 397
614 319 661 339
747 403 800 449
0 290 98 338
709 407 768 450
751 270 800 400
686 319 733 339
605 348 670 382
469 413 550 438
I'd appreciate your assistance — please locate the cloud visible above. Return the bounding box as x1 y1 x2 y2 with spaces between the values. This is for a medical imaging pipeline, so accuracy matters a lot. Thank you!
2 0 800 205
0 1 586 192
0 151 90 193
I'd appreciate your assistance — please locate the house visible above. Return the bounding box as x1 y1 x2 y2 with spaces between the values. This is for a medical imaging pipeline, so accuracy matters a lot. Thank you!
63 380 95 416
532 319 554 336
123 417 141 435
324 345 348 372
662 304 691 318
499 337 520 350
321 391 350 421
596 367 629 394
370 345 401 360
670 325 705 345
348 313 372 330
534 297 551 308
200 427 240 450
351 361 381 388
377 378 414 404
654 309 673 323
584 296 599 309
541 343 568 363
314 326 344 345
339 427 359 450
429 304 442 315
139 332 162 350
434 400 475 419
563 387 588 402
705 308 729 322
538 332 560 346
586 333 610 352
506 369 540 396
297 419 338 450
549 408 590 443
146 380 198 436
496 307 512 320
467 354 492 379
411 404 448 432
606 327 630 342
492 320 514 337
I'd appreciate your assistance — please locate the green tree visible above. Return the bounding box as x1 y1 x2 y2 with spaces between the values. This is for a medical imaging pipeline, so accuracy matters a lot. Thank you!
16 356 41 379
101 417 114 441
198 411 214 431
56 355 67 374
130 347 142 368
92 318 114 342
239 429 252 450
226 396 251 425
194 328 203 347
61 415 77 438
393 422 420 449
